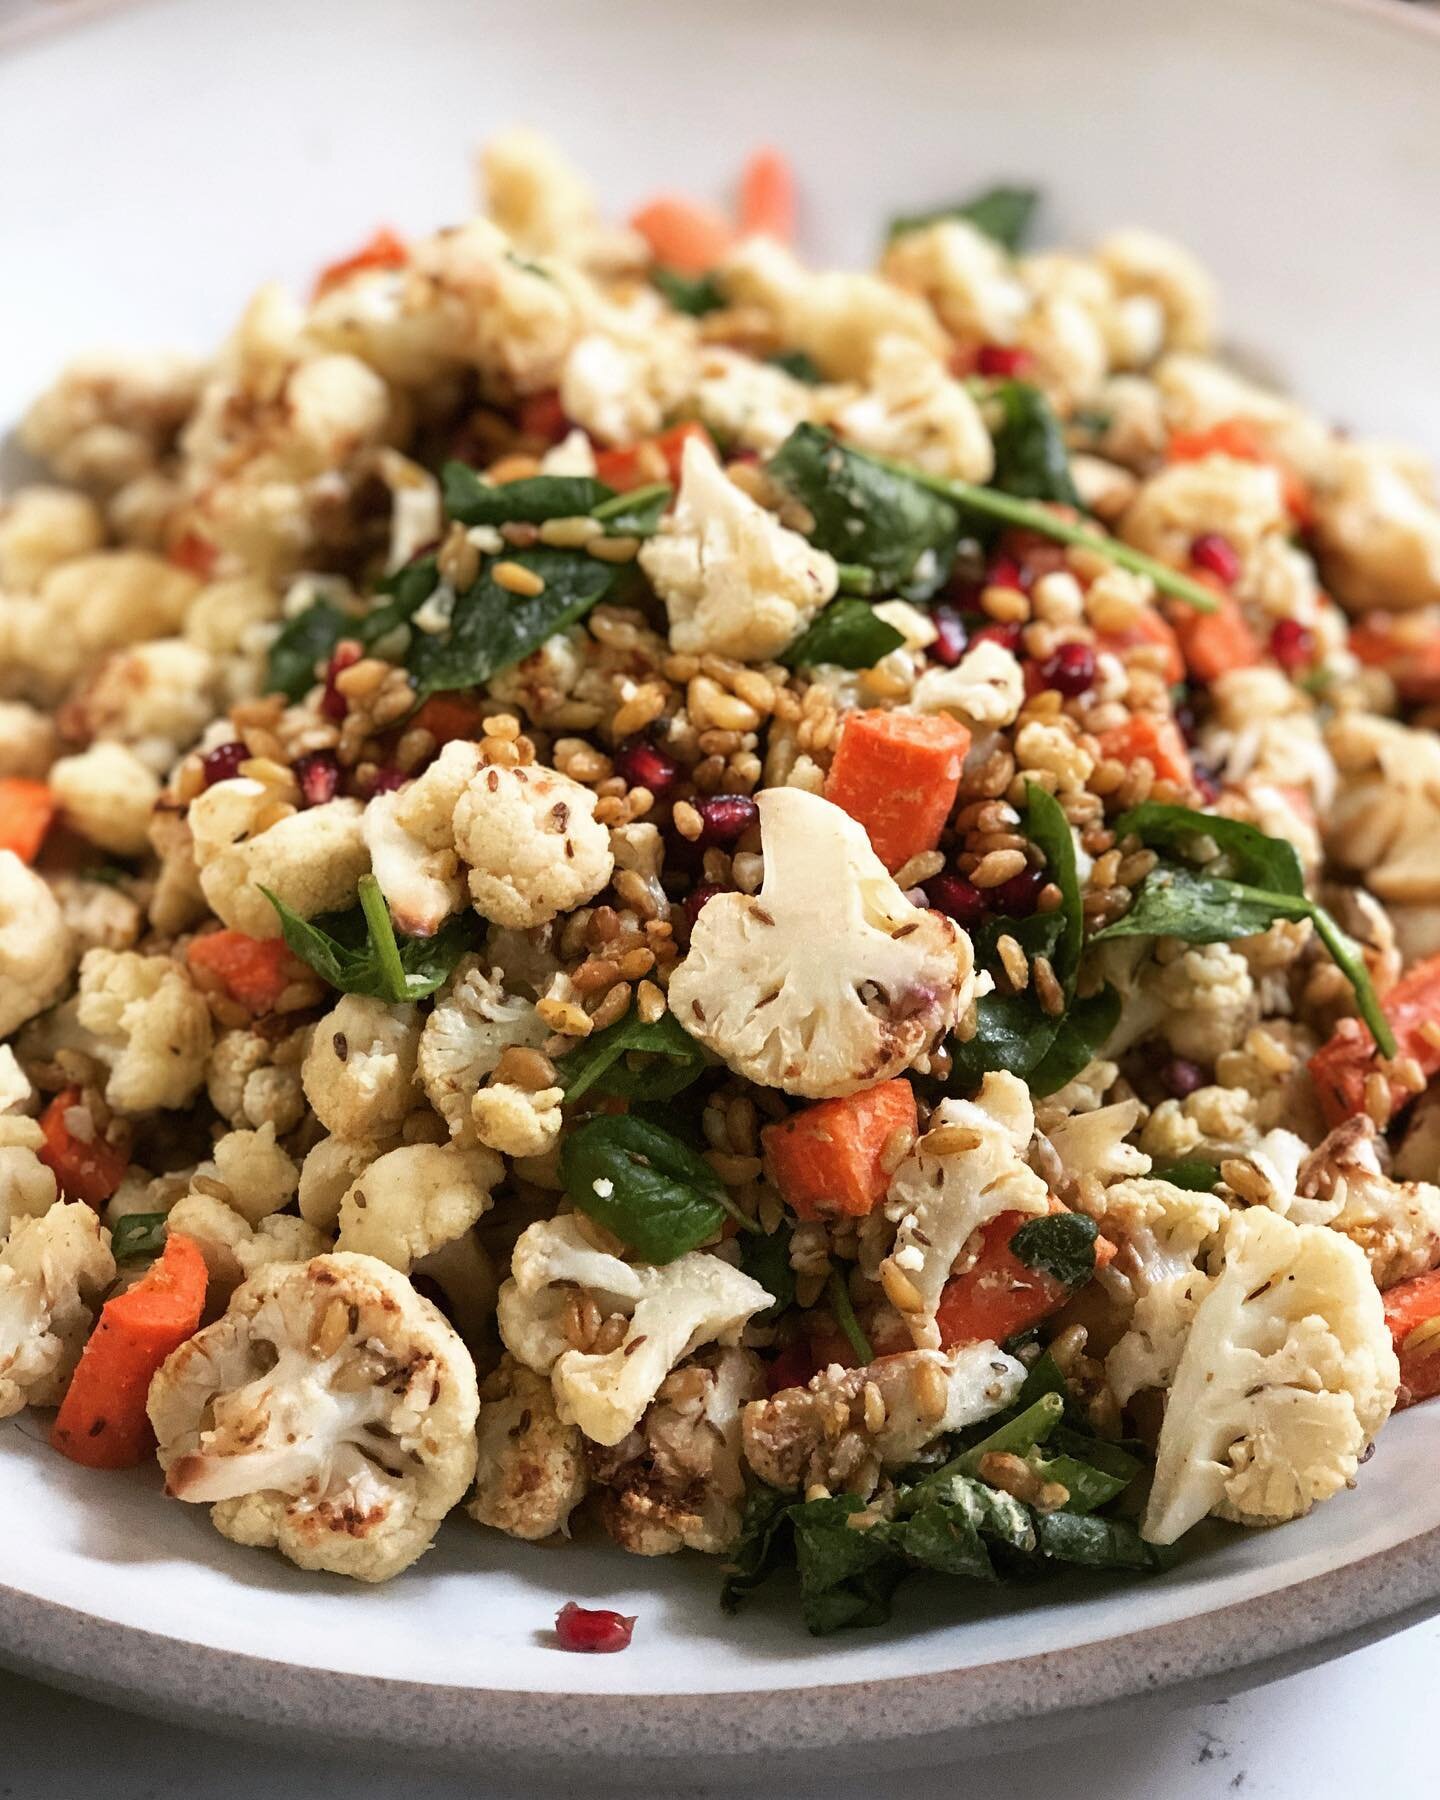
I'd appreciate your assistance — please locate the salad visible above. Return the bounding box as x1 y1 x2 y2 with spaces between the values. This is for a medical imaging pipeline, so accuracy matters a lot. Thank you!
2 131 1438 1638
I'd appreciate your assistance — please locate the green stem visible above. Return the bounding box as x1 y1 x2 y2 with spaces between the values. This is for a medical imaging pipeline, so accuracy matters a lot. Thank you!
714 1189 764 1237
825 1269 874 1366
835 562 878 597
954 1392 1065 1477
592 482 671 526
358 874 411 1004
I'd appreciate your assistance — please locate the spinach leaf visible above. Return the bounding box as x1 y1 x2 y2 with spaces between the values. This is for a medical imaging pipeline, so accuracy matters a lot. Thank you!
887 183 1040 252
110 1212 169 1264
1029 1453 1130 1516
1151 1158 1223 1193
651 267 727 315
779 598 905 670
265 599 350 702
1091 863 1290 945
767 349 822 384
951 1392 1066 1477
554 1010 710 1104
720 1484 795 1612
790 1496 908 1633
442 464 615 527
262 875 471 1004
593 483 672 538
1113 802 1305 897
1023 985 1121 1096
1031 1510 1175 1572
407 548 617 699
1010 1211 1100 1289
767 424 962 601
989 381 1081 508
741 1223 795 1322
561 1115 729 1264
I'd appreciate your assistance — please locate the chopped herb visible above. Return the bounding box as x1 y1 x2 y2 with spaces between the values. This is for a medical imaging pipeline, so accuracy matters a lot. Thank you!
1010 1212 1100 1289
109 1212 168 1264
1151 1159 1223 1192
825 1269 874 1365
779 598 905 670
560 1115 730 1265
554 1009 711 1103
767 349 823 384
887 183 1040 252
989 380 1082 508
651 267 727 315
261 874 470 1004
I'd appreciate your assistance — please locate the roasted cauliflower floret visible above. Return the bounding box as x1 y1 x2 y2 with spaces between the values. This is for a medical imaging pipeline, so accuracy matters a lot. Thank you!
19 350 202 493
74 947 213 1113
0 700 58 779
62 639 216 772
301 994 421 1141
881 1072 1050 1349
1139 1207 1397 1545
833 335 994 483
880 218 1029 347
189 778 369 940
205 1024 309 1133
0 1125 58 1243
469 1081 564 1158
48 741 160 857
417 957 549 1143
1286 1116 1440 1290
0 485 104 589
362 740 481 937
195 1123 299 1226
165 1191 328 1300
669 788 973 1099
1152 943 1259 1064
149 1253 479 1582
335 1141 502 1272
638 435 837 661
0 850 75 1038
1120 456 1288 572
559 296 698 448
1325 711 1440 906
1312 444 1440 612
451 759 613 929
0 1202 115 1418
911 637 1025 730
1045 1099 1151 1190
1078 1175 1230 1305
468 1353 589 1541
694 347 818 456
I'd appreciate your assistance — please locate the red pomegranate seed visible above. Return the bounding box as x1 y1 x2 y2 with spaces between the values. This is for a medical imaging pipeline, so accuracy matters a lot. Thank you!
976 343 1035 379
200 741 250 787
613 738 678 797
1161 1057 1205 1098
923 872 988 928
1034 642 1097 697
1190 533 1242 587
696 795 759 847
320 643 362 721
970 621 1024 655
1191 761 1220 803
368 767 408 795
986 554 1026 594
554 1602 635 1654
293 749 341 807
930 607 967 667
1269 618 1316 675
765 1339 814 1395
990 866 1045 918
685 882 724 928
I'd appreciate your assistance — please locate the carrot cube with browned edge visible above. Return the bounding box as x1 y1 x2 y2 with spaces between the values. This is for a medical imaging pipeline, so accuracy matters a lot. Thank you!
1384 1269 1440 1408
935 1201 1116 1352
823 710 971 873
762 1079 917 1221
0 777 57 864
37 1086 128 1209
187 929 299 1016
1309 951 1440 1128
1096 714 1193 789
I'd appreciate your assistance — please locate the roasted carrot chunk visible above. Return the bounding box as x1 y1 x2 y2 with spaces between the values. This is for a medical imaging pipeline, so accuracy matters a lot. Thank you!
1097 607 1185 686
762 1080 917 1222
738 147 796 242
1168 591 1263 684
0 777 57 864
37 1087 128 1209
594 421 714 493
824 710 971 873
630 196 736 277
187 929 298 1016
1095 713 1193 789
935 1204 1116 1351
312 226 407 299
1308 952 1440 1128
1348 617 1440 704
407 692 487 747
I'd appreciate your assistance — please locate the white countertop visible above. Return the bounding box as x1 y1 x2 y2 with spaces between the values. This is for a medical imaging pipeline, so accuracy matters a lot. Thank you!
5 1616 1433 1798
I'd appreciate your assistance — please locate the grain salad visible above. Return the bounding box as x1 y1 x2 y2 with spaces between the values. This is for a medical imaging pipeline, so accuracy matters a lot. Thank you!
3 132 1440 1634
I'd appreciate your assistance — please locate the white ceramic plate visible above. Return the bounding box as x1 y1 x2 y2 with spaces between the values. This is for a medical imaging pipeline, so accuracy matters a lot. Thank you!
4 0 1440 1781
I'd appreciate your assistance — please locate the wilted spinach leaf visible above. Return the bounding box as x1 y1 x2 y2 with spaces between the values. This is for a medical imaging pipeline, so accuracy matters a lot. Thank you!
442 464 615 527
265 599 349 702
779 599 905 670
651 267 727 315
989 380 1081 508
561 1115 727 1264
555 1010 710 1103
262 875 470 1004
886 183 1039 251
110 1212 169 1264
767 349 822 384
740 1223 795 1322
1010 1211 1100 1289
1150 1159 1223 1192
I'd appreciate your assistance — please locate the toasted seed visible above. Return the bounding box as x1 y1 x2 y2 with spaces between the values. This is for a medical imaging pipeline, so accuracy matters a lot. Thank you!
880 1260 925 1314
493 559 546 597
862 1381 887 1434
587 535 640 563
971 848 1029 888
914 1358 950 1423
313 1298 351 1360
996 933 1030 990
538 515 604 548
923 1124 983 1157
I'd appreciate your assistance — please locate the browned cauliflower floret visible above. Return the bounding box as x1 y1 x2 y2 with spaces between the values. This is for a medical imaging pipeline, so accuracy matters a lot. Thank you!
1312 445 1440 612
417 957 548 1144
297 1134 396 1234
61 639 217 772
0 701 58 779
20 351 202 492
189 777 369 939
165 1191 328 1300
0 850 75 1038
669 788 974 1099
0 486 104 589
470 1081 564 1158
468 1353 590 1541
0 1202 115 1417
1120 457 1287 574
74 947 213 1113
1325 711 1440 908
881 218 1029 346
832 335 994 482
1289 1116 1440 1290
195 1123 299 1226
48 742 160 857
1094 229 1217 353
363 741 481 937
452 759 613 929
149 1253 479 1582
205 1025 310 1133
335 1141 503 1272
301 994 421 1141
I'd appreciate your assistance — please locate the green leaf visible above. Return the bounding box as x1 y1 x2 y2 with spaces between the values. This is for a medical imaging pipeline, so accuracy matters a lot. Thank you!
720 1484 795 1613
560 1115 729 1264
261 877 471 1004
767 349 822 384
887 183 1039 252
789 1495 906 1633
1031 1510 1174 1571
1010 1211 1100 1289
1112 802 1305 897
1151 1158 1223 1192
989 380 1081 508
441 464 614 527
1030 1453 1130 1516
952 1392 1065 1477
767 424 962 601
825 1269 874 1366
1091 863 1292 946
651 267 727 315
554 1009 711 1104
1024 985 1121 1098
592 483 672 538
109 1212 169 1264
407 548 617 699
265 599 349 702
779 598 905 670
741 1224 795 1323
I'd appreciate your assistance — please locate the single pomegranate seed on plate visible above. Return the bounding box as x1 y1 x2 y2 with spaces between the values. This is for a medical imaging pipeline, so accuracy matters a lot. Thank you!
923 872 989 928
970 620 1024 655
986 553 1026 594
684 882 724 928
554 1602 635 1654
1160 1057 1205 1099
930 607 967 667
990 865 1045 918
1270 618 1316 674
613 737 678 797
320 643 362 721
200 741 250 787
293 749 341 807
695 795 759 847
368 766 408 794
976 343 1035 379
1034 642 1097 696
1189 532 1242 586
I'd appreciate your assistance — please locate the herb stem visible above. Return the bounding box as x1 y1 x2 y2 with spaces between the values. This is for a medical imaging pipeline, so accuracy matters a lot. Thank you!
835 562 878 597
826 1269 874 1366
715 1189 764 1237
592 482 671 524
954 1392 1065 1477
358 874 411 1004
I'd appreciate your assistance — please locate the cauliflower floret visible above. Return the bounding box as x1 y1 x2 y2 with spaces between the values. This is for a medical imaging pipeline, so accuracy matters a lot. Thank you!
335 1141 502 1272
166 1192 329 1300
833 335 994 483
1139 1207 1396 1544
497 1217 773 1446
189 777 369 939
1120 456 1288 572
1138 1082 1259 1166
1280 1116 1440 1290
0 700 58 779
910 637 1025 730
0 1202 115 1417
480 128 607 259
880 219 1029 346
1078 1177 1230 1314
0 486 104 589
74 947 212 1113
742 1342 1026 1498
1045 1099 1151 1189
639 436 837 662
0 850 75 1038
1153 353 1335 483
469 1353 589 1541
1152 943 1259 1064
1018 292 1109 411
1095 229 1217 353
363 741 481 937
301 994 421 1141
1325 712 1440 906
880 1072 1050 1349
558 294 698 447
694 347 819 456
0 1069 58 1242
669 787 973 1098
1312 444 1440 613
149 1252 479 1582
417 957 549 1143
48 741 160 857
296 1134 391 1234
451 758 613 929
61 639 217 773
195 1124 298 1226
469 1081 564 1158
20 350 201 492
205 1024 309 1133
1200 667 1336 837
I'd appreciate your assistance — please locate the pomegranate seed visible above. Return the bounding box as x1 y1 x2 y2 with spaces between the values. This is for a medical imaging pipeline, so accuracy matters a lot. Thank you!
368 767 408 794
1034 641 1097 697
685 882 724 928
976 343 1035 379
293 749 341 807
923 872 988 928
970 621 1024 655
765 1339 814 1395
986 554 1026 594
613 738 678 797
1172 693 1199 744
1189 533 1242 587
1161 1057 1205 1099
554 1602 635 1654
930 607 967 667
1191 760 1220 803
991 866 1045 918
200 741 249 787
696 795 759 847
320 643 362 721
1270 618 1316 675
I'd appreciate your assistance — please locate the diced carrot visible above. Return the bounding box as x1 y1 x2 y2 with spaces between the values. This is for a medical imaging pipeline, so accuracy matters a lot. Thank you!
824 710 971 873
167 529 218 579
1095 713 1193 788
1097 607 1185 687
1308 952 1440 1128
186 930 298 1016
1167 418 1312 526
408 692 487 747
1167 590 1263 685
37 1087 128 1209
0 777 57 864
738 147 796 242
312 226 407 299
1348 616 1440 704
516 390 571 447
935 1203 1117 1352
51 1233 208 1469
630 196 736 277
594 420 714 493
762 1080 917 1222
1384 1271 1440 1407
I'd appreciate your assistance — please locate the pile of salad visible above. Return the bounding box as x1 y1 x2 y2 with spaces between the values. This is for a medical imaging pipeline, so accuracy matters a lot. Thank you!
3 133 1440 1637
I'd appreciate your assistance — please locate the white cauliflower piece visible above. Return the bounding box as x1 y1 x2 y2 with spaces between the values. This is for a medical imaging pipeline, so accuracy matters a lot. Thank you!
639 436 837 661
335 1141 502 1273
196 1123 298 1226
149 1252 479 1582
451 758 613 929
297 1133 392 1234
0 486 104 589
1095 229 1217 353
497 1217 772 1446
418 956 548 1143
301 994 421 1141
480 128 603 257
166 1191 328 1299
1281 1116 1440 1290
1312 444 1440 612
189 777 369 939
1139 1207 1397 1544
1154 353 1334 483
469 1353 589 1541
1325 712 1440 905
205 1024 309 1133
363 741 481 937
1138 1082 1259 1166
63 639 217 773
20 350 201 492
0 1062 59 1244
834 335 994 483
1151 943 1259 1064
910 638 1025 730
0 850 75 1038
1045 1099 1151 1188
469 1082 564 1158
1080 1178 1230 1349
881 219 1029 346
48 742 160 857
0 701 58 779
1120 456 1288 571
1201 666 1336 825
559 297 698 447
669 787 972 1098
0 1202 115 1417
74 947 213 1113
694 347 818 455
